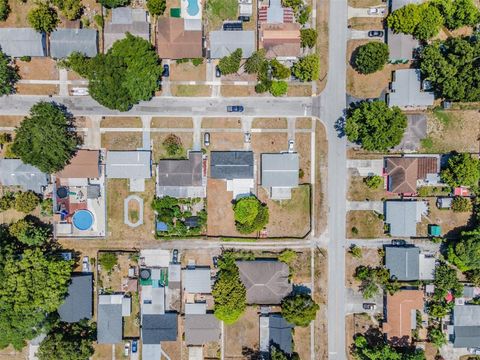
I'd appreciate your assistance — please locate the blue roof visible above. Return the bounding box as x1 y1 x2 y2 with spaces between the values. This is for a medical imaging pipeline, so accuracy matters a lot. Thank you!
156 221 168 232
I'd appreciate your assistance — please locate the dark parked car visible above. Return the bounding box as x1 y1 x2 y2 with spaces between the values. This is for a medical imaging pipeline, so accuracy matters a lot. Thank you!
227 105 244 112
215 66 221 78
172 249 179 263
162 64 170 77
238 15 250 22
132 340 138 353
213 256 218 268
362 303 376 310
391 239 406 246
368 30 384 37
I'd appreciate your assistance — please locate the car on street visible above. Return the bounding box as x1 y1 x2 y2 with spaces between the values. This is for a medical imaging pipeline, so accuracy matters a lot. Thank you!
204 132 210 147
288 139 295 153
213 256 218 268
362 303 376 310
82 256 89 272
215 66 221 77
368 30 384 37
162 64 170 77
132 340 138 353
227 105 244 112
244 132 251 143
124 342 130 357
391 239 407 246
469 348 480 355
172 249 179 264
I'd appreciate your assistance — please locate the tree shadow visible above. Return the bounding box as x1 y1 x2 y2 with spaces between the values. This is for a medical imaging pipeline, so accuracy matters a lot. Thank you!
242 346 264 360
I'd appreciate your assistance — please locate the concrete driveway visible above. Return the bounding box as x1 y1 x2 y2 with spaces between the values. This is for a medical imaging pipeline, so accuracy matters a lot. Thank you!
347 6 387 19
347 201 384 213
347 159 384 176
346 288 384 315
348 30 385 40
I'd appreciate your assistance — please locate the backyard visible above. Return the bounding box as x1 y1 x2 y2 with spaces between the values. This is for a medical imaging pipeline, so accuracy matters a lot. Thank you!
224 307 260 358
205 0 238 31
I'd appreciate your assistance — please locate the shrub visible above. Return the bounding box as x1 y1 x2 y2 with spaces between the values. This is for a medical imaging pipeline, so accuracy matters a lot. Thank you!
278 249 297 264
353 42 389 74
281 294 319 327
244 50 266 74
99 253 118 273
0 132 11 145
19 56 31 62
270 59 290 80
351 226 359 235
40 198 53 217
27 4 59 33
297 5 311 24
451 196 472 212
300 28 317 48
0 192 14 211
146 0 166 16
255 81 270 93
98 0 129 8
218 48 242 75
292 54 319 82
162 134 183 157
349 245 362 258
191 58 203 66
270 80 288 97
299 168 304 179
0 0 10 21
93 14 103 28
364 175 383 189
233 196 269 234
9 219 50 246
14 191 39 213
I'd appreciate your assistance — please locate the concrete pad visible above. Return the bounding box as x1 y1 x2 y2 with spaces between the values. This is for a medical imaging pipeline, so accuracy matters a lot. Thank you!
347 159 383 176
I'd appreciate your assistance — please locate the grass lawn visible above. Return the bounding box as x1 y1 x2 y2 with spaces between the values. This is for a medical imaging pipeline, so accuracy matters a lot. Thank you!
296 133 312 182
346 210 385 238
170 62 206 81
287 84 313 97
151 132 193 161
0 116 23 127
0 0 35 28
251 132 288 153
151 117 193 128
15 58 58 80
347 175 389 201
124 292 140 337
348 0 383 6
296 117 312 129
15 84 58 95
171 85 211 96
101 117 142 128
202 117 241 128
206 0 238 31
221 85 257 97
101 132 142 150
224 307 259 357
316 0 329 93
252 118 287 129
347 17 384 30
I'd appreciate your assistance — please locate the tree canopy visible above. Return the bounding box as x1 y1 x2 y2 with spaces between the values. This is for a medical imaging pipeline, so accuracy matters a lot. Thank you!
427 262 462 318
12 102 78 173
218 48 242 75
353 335 426 360
14 191 39 213
281 293 319 327
66 34 162 111
98 0 129 8
431 0 480 29
353 42 389 74
0 50 19 95
292 54 319 82
37 321 95 360
270 80 288 97
212 253 246 324
244 50 266 74
53 0 83 20
448 230 480 272
345 100 407 151
146 0 166 16
233 196 269 234
0 0 10 21
420 37 480 102
9 219 50 246
27 4 59 33
300 28 317 48
440 152 480 188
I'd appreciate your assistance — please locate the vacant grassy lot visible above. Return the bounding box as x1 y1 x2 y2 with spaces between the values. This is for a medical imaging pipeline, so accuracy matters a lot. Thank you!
15 84 58 95
221 85 257 97
206 0 238 31
151 117 193 128
347 174 388 201
347 17 384 30
258 185 311 238
101 132 142 150
16 58 58 80
170 62 206 81
296 133 312 182
151 132 193 161
101 117 142 128
251 132 288 153
202 117 241 128
92 344 112 359
171 85 211 96
346 210 384 238
124 293 140 337
296 117 312 129
421 109 480 153
252 118 287 129
224 306 259 357
106 179 155 242
205 132 245 151
287 84 313 97
345 248 381 289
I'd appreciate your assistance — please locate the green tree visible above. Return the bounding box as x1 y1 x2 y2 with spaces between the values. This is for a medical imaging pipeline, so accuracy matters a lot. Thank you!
353 335 425 360
441 153 480 188
0 0 10 22
38 321 95 360
27 4 59 33
292 54 320 82
297 5 311 25
300 28 317 48
364 175 383 189
0 248 73 350
278 249 297 264
428 326 446 348
349 245 362 258
271 346 289 360
233 196 269 234
98 0 130 8
420 37 480 102
270 59 290 80
414 4 443 40
353 42 389 74
345 100 407 151
433 0 480 29
0 192 14 211
270 80 288 97
99 252 118 273
218 48 242 75
244 50 266 74
146 0 166 16
53 0 83 20
0 50 18 95
448 230 480 272
212 253 246 324
387 3 421 34
8 219 50 246
162 134 183 157
12 102 78 173
281 293 319 327
451 196 472 212
14 192 40 213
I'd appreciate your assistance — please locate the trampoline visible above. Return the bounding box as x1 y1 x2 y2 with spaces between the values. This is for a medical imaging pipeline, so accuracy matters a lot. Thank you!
57 187 68 199
72 210 94 231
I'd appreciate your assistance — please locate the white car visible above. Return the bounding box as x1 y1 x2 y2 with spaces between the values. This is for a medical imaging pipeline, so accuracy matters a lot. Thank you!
82 256 89 272
244 132 251 143
469 348 480 355
367 7 386 15
288 139 295 153
124 342 130 357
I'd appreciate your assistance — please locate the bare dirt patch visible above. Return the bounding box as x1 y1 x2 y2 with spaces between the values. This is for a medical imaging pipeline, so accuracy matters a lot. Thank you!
252 118 287 129
151 117 193 128
100 117 142 128
348 17 384 30
170 62 206 81
67 70 85 81
287 84 313 97
16 58 59 80
15 84 58 95
0 0 34 27
314 121 328 235
251 132 288 153
202 117 242 129
221 85 258 97
206 132 245 151
171 85 211 96
346 40 410 99
92 344 112 360
101 132 142 150
296 117 312 129
224 306 260 358
296 133 312 182
293 326 311 359
345 248 381 289
0 116 23 127
314 248 328 360
346 210 385 238
151 132 193 161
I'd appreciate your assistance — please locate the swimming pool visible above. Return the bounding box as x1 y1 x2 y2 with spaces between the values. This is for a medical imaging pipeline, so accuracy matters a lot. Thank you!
186 0 199 17
72 210 94 231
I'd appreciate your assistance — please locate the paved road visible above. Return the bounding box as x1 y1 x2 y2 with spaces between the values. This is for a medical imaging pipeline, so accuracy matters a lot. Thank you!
0 95 314 117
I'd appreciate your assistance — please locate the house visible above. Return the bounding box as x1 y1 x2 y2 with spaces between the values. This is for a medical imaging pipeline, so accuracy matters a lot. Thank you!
104 7 150 50
0 159 49 193
260 314 293 356
156 18 202 59
55 150 100 180
58 273 93 323
183 267 212 294
387 69 434 109
383 289 424 344
239 0 253 17
209 30 255 58
261 153 299 200
236 260 292 304
385 246 436 281
385 200 428 237
210 151 254 198
259 23 301 59
0 28 47 57
452 305 480 348
142 313 178 343
385 155 440 194
106 151 151 191
258 0 294 23
50 29 98 58
185 314 221 345
97 294 130 344
157 151 205 198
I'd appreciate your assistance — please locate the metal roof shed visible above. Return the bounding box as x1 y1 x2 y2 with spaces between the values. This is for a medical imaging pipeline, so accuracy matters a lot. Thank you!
0 28 46 57
50 29 98 58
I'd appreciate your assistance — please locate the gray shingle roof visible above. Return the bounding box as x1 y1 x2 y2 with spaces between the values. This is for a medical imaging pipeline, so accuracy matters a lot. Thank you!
0 159 49 193
454 305 480 327
210 151 254 180
454 305 480 347
0 28 46 57
183 268 212 294
268 315 293 355
58 273 93 323
388 69 434 108
261 153 299 187
50 29 98 58
236 260 292 305
209 31 255 58
385 201 420 237
387 29 419 61
106 151 151 179
141 313 178 344
157 152 203 194
97 303 123 343
104 8 149 50
185 314 221 345
385 246 420 281
454 326 480 348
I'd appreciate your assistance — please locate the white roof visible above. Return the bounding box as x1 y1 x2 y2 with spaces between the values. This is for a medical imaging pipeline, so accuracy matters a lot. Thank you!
185 303 207 314
209 31 255 58
183 268 212 294
106 151 151 179
141 286 165 315
188 346 203 360
388 69 434 109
